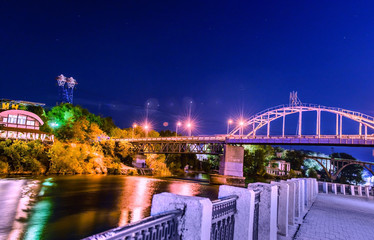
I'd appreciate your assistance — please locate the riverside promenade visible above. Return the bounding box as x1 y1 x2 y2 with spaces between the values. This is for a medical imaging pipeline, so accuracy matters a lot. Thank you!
295 194 374 240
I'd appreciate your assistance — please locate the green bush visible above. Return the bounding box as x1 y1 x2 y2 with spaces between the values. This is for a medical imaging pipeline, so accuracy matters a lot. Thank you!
0 160 8 174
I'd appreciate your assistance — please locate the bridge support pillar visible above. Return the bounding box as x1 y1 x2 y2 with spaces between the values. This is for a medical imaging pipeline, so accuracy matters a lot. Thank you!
210 145 245 187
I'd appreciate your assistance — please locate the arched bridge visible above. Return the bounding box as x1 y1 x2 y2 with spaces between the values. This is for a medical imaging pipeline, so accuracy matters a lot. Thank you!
230 103 374 138
305 156 374 180
114 102 374 154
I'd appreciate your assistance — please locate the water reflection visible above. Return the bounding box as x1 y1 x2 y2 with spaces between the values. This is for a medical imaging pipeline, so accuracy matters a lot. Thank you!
118 177 159 225
22 175 219 240
168 181 199 196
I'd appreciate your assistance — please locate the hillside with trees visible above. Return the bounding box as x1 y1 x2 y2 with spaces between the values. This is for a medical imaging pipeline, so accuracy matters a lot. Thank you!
0 103 367 184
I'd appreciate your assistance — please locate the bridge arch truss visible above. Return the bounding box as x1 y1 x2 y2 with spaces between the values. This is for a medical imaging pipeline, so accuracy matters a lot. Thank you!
305 156 374 180
230 103 374 138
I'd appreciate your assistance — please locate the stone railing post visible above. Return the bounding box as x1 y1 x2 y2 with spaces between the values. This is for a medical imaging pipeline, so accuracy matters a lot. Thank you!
292 179 305 213
323 182 328 194
287 179 301 220
248 183 278 240
365 186 370 198
350 185 355 196
271 181 289 237
300 179 308 207
340 184 346 195
314 179 318 196
218 185 256 240
308 179 314 199
281 180 296 226
306 179 313 205
357 186 362 196
332 183 337 195
151 193 212 240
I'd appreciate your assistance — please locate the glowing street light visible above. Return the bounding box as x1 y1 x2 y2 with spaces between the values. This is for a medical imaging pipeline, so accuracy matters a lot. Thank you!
239 120 245 135
132 123 137 138
186 122 192 136
176 121 182 137
227 119 233 135
143 124 149 138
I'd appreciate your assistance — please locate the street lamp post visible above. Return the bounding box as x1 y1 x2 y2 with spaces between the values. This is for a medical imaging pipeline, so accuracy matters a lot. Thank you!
176 121 181 137
144 124 149 138
187 122 192 136
132 123 137 138
227 119 233 135
239 121 244 135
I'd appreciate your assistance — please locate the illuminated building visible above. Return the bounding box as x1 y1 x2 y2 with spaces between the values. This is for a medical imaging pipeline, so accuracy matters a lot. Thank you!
0 99 54 142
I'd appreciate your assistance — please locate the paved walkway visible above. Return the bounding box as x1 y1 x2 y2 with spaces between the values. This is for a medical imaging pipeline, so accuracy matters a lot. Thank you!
295 194 374 240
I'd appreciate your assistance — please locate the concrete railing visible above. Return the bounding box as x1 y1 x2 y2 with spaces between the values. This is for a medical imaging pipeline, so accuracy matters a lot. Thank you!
84 178 318 240
318 181 373 198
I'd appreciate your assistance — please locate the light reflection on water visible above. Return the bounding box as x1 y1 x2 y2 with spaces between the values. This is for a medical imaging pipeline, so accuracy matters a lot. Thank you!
23 175 219 240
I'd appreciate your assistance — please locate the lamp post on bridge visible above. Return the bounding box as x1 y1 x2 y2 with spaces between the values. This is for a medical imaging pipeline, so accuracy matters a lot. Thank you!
144 124 149 138
176 121 181 137
227 119 233 135
239 120 244 135
186 122 192 136
132 123 137 139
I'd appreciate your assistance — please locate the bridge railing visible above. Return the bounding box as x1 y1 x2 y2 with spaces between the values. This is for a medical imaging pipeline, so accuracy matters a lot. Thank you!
318 181 373 198
210 195 238 240
114 136 226 142
114 134 374 143
82 210 183 240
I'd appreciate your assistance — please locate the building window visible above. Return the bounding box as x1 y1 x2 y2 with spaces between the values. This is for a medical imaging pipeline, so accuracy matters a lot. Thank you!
3 118 7 123
8 115 17 124
18 116 26 125
27 120 35 126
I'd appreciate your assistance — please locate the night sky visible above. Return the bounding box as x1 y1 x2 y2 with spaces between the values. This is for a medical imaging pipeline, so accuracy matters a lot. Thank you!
1 1 374 160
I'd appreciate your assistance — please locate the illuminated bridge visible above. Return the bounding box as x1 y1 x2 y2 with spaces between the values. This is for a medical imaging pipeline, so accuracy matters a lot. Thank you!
114 101 374 183
115 102 374 154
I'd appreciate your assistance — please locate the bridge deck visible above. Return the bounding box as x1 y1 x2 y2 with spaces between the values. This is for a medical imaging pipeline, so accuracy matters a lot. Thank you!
116 135 374 147
295 194 374 240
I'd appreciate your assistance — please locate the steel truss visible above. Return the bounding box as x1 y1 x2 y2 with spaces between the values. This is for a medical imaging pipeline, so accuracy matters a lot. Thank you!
230 103 374 138
305 156 374 180
131 141 225 155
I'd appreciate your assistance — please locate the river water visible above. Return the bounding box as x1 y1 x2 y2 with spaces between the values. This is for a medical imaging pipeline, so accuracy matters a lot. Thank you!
20 175 219 240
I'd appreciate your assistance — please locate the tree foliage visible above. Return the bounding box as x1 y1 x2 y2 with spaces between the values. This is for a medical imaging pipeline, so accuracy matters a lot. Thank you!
243 145 274 178
285 150 306 171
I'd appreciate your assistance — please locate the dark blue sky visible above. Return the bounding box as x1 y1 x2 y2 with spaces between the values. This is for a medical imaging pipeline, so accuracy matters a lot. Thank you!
1 1 374 160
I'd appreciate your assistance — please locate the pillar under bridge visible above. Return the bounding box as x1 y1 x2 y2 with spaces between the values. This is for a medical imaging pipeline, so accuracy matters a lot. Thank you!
210 145 245 186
